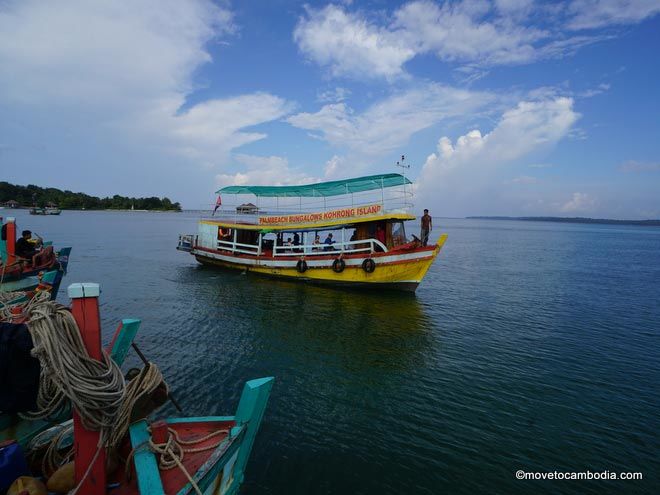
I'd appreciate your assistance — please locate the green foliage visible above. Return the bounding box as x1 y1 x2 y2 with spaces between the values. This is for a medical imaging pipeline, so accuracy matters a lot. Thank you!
0 182 182 211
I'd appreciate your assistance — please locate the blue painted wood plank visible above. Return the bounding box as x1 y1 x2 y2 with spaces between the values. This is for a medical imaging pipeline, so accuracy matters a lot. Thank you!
129 420 165 495
109 318 141 365
165 416 234 425
232 377 274 485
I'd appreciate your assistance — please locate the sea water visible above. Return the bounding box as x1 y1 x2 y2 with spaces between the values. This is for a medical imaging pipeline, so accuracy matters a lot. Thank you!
9 210 660 494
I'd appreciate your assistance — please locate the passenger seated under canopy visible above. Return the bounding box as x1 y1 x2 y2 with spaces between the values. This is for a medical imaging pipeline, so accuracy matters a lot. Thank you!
323 233 336 251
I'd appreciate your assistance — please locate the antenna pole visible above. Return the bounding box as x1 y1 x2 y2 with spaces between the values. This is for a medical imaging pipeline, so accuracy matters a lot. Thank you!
396 154 411 209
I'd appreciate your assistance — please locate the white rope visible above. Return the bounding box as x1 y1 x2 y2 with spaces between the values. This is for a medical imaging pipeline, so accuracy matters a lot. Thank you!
1 288 50 321
19 297 174 492
106 362 166 447
21 299 125 439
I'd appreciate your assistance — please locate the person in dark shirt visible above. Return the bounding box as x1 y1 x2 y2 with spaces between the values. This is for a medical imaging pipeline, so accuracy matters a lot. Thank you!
15 230 38 260
420 209 432 246
323 233 336 251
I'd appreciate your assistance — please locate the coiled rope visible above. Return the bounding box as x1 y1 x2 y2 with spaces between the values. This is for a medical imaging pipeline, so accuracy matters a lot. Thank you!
21 299 125 437
1 288 50 321
19 296 172 491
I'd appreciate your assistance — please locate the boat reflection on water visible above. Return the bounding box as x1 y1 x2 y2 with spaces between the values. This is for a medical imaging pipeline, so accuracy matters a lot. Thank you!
179 265 435 375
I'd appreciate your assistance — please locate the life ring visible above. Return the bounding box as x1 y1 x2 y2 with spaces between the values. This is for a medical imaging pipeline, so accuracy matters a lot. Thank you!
332 258 345 273
296 259 308 273
362 258 376 273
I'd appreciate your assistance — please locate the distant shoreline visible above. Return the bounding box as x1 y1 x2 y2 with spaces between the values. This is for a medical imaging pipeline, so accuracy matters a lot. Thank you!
467 216 660 227
0 207 178 212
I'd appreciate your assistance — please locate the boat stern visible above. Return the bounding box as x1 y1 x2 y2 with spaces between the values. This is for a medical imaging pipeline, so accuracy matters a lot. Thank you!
177 234 196 252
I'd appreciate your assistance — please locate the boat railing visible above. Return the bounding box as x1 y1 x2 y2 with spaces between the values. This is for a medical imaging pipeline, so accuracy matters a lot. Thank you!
176 234 196 252
210 237 387 257
217 239 261 256
272 238 387 257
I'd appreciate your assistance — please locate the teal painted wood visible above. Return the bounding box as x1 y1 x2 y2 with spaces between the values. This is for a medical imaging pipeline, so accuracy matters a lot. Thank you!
231 377 274 487
129 419 166 495
0 236 6 263
127 378 272 495
109 318 141 364
0 269 56 293
166 416 234 424
49 247 71 298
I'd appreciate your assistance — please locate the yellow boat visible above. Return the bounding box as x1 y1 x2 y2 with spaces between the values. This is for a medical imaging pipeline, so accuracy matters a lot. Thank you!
177 174 447 291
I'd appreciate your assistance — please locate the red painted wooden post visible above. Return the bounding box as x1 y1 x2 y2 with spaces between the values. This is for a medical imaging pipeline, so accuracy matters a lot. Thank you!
105 321 124 354
151 420 168 444
5 218 16 264
68 283 106 494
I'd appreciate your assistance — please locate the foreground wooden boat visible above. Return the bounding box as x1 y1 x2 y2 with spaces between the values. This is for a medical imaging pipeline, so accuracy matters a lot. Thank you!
0 283 272 494
113 377 273 495
178 173 447 291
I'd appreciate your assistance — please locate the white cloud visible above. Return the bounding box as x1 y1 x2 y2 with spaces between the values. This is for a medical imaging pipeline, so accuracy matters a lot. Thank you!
323 155 347 179
422 97 578 172
0 0 232 106
393 0 548 66
0 0 291 197
568 0 660 29
215 154 322 190
317 87 352 103
560 192 597 212
495 0 535 15
510 175 539 184
287 83 494 156
579 83 611 97
293 4 415 80
293 1 654 81
135 93 292 167
416 97 579 214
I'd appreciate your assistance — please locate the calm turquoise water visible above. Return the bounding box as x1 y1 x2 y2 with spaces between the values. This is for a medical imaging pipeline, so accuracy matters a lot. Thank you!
7 210 660 494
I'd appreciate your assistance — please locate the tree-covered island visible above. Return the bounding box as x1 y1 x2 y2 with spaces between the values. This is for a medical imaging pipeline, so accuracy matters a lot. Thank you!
0 182 182 211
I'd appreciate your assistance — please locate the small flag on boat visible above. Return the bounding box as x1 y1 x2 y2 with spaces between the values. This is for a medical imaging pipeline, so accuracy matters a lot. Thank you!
212 195 222 216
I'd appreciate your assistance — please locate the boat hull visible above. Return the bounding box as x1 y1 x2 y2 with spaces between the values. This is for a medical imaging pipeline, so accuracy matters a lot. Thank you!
193 234 447 291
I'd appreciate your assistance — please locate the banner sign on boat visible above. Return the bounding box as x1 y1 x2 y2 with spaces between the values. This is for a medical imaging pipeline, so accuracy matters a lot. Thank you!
258 203 382 225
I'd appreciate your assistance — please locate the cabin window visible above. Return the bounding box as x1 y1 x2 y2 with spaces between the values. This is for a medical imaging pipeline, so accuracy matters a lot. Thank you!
390 221 407 246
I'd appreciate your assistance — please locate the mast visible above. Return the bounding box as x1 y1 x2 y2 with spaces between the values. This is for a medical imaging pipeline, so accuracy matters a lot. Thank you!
396 154 410 210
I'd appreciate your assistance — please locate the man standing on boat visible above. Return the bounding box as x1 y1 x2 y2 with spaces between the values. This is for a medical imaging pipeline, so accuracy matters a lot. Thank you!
420 209 432 246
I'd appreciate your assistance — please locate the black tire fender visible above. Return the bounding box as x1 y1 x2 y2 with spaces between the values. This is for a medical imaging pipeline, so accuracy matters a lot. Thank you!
296 259 308 273
362 258 376 273
332 258 346 273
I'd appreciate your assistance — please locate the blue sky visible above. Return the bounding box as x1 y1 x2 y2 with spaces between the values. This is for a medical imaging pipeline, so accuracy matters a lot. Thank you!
1 0 659 218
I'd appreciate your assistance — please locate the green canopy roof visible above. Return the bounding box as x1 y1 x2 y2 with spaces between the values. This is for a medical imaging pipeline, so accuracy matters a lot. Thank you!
217 173 412 197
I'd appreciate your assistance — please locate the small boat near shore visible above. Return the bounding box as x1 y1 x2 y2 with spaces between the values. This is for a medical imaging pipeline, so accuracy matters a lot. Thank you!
29 206 61 215
178 173 447 291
